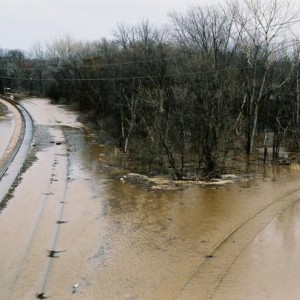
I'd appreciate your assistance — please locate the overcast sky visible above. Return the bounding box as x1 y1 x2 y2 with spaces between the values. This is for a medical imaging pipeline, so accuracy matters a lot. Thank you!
0 0 221 52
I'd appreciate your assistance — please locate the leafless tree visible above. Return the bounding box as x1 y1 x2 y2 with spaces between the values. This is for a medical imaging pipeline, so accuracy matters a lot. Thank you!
229 0 300 154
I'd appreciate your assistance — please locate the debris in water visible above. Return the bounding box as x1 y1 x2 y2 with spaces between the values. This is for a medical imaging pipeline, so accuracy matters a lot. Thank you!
72 283 80 293
47 249 67 257
36 292 47 299
56 220 68 224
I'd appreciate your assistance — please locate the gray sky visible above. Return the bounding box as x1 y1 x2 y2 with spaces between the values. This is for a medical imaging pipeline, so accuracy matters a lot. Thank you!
0 0 220 52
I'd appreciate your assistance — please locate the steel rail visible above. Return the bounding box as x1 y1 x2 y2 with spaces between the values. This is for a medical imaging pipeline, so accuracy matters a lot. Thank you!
174 183 300 299
0 97 34 203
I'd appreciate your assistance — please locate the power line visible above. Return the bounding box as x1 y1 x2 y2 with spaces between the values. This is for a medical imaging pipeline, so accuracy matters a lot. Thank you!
0 62 288 83
0 56 173 71
0 37 300 72
0 37 299 83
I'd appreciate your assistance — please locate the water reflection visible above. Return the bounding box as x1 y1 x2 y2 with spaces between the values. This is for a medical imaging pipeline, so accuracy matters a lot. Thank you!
57 125 300 299
0 102 15 160
212 199 300 300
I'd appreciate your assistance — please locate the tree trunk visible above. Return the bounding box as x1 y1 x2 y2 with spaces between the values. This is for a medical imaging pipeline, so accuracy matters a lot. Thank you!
249 71 268 153
297 68 300 124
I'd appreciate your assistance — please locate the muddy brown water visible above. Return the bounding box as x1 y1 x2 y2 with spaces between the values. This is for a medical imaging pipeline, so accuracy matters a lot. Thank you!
1 98 300 299
0 100 15 160
212 200 300 300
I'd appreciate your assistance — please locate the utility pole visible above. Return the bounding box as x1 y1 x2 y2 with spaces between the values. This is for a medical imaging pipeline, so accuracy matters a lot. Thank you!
0 78 4 95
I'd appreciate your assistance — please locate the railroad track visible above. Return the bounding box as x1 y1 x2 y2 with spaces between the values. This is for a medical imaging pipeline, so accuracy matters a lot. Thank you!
175 181 300 299
1 99 72 299
0 97 34 203
8 141 71 300
3 97 300 299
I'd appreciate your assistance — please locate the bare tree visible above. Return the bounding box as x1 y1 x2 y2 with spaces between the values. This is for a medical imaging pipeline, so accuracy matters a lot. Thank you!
229 0 300 154
169 4 239 176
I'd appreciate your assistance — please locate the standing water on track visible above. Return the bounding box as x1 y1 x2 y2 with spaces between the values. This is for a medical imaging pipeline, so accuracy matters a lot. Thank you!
0 101 15 160
68 129 300 299
2 98 300 299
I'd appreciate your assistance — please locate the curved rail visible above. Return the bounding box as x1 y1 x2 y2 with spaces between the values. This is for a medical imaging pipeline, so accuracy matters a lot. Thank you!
175 182 300 299
0 98 25 179
0 97 34 203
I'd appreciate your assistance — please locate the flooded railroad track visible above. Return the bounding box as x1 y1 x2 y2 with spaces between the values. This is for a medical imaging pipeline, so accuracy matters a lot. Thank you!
176 183 300 299
0 98 100 299
8 133 72 300
2 97 300 299
0 98 73 299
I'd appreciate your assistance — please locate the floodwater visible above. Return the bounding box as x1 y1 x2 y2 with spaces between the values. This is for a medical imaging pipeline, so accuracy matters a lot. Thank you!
1 98 300 299
212 200 300 300
0 100 15 160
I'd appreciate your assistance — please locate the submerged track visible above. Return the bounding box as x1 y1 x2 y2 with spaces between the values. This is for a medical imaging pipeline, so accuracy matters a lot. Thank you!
175 181 300 299
2 97 300 299
0 98 87 299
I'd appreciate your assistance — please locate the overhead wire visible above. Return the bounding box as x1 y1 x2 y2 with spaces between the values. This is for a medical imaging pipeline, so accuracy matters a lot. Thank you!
0 35 300 71
0 32 299 82
0 62 291 83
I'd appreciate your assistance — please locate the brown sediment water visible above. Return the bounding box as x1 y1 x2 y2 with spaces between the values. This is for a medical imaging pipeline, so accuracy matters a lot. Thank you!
0 99 21 165
0 101 14 159
80 173 300 299
209 197 300 300
1 98 300 299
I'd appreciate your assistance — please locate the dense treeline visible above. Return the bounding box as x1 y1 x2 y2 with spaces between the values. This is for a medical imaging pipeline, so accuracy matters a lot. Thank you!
1 0 300 179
